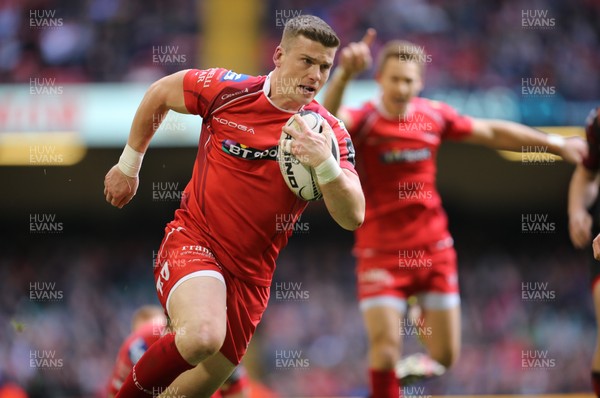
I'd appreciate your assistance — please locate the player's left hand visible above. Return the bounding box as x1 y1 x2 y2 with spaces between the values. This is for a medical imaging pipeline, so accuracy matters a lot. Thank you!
559 136 588 164
282 114 332 168
593 233 600 260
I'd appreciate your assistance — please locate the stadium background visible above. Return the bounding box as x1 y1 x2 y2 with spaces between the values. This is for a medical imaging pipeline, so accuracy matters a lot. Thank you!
1 0 599 396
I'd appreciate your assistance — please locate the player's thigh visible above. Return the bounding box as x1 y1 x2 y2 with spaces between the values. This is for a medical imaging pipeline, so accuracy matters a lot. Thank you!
420 304 460 365
160 352 236 398
168 276 228 353
362 303 404 347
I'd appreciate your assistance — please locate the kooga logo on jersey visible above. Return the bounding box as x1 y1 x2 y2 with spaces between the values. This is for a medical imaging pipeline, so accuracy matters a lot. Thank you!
221 140 278 160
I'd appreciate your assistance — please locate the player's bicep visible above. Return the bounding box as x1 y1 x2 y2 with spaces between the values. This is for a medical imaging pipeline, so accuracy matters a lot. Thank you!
461 118 494 145
151 70 191 114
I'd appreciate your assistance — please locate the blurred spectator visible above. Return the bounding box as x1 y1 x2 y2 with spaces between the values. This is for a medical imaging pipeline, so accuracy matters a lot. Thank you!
0 0 598 100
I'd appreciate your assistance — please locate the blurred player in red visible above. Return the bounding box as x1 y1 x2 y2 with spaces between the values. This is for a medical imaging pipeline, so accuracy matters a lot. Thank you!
570 107 600 397
323 30 586 398
103 15 364 398
106 306 250 398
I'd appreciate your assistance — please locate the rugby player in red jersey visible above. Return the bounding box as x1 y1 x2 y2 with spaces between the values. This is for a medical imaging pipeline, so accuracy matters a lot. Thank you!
323 30 586 398
103 15 364 397
106 306 250 398
570 108 600 397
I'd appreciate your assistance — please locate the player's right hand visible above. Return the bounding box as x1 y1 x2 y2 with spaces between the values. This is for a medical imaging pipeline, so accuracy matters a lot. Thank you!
568 209 592 249
338 28 376 78
104 165 139 209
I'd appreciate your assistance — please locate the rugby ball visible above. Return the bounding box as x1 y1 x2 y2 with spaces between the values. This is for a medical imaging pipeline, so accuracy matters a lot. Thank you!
277 110 340 201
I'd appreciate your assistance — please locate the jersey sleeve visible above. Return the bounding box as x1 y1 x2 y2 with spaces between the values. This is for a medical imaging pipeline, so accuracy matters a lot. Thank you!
183 68 229 118
430 100 474 141
583 107 600 172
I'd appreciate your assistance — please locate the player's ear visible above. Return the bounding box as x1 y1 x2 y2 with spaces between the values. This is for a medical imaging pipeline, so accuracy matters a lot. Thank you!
273 46 284 68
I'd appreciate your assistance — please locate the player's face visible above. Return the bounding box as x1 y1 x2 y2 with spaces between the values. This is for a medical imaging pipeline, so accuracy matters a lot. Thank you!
273 35 336 109
377 57 423 116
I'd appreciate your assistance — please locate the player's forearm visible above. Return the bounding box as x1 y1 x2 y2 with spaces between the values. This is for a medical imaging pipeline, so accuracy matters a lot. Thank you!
472 119 565 154
320 170 365 231
322 68 352 116
568 165 599 216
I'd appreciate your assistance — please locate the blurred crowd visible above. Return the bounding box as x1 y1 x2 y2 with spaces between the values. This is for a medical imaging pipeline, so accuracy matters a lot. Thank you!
0 230 596 397
1 0 598 100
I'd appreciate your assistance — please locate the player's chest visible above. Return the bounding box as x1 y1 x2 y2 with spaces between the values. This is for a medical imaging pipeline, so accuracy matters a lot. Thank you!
359 117 442 165
207 109 290 161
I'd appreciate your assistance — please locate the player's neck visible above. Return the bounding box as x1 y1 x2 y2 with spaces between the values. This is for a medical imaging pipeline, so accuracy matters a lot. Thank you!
268 71 304 112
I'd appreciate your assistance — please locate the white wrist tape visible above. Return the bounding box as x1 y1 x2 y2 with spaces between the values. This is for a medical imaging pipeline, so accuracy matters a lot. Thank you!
547 134 565 149
117 144 145 178
314 155 342 185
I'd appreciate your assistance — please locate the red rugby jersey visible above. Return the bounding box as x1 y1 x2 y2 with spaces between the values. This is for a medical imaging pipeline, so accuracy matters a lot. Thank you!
344 97 473 254
176 68 356 286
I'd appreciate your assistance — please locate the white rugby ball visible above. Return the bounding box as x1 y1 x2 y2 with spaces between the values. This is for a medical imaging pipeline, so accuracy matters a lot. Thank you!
277 110 341 201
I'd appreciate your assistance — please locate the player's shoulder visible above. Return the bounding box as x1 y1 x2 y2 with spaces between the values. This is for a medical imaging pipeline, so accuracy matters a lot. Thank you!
187 68 265 89
413 97 451 112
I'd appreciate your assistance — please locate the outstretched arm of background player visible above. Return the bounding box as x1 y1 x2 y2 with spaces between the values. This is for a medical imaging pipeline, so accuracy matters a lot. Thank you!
104 70 191 208
321 29 376 130
463 118 588 164
568 165 599 249
283 115 365 231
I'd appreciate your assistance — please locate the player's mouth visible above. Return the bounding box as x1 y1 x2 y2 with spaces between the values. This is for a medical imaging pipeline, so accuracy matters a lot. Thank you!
299 85 317 96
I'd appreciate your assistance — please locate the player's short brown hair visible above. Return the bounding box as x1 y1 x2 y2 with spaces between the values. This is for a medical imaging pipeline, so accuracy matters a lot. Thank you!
282 15 340 48
377 40 427 75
